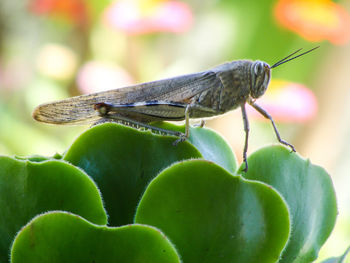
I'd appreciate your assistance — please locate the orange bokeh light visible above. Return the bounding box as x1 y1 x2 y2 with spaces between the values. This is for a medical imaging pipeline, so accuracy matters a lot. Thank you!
275 0 350 44
29 0 89 27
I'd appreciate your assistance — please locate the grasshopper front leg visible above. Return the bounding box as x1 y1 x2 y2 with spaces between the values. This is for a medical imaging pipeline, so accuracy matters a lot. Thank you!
248 99 296 152
240 103 250 172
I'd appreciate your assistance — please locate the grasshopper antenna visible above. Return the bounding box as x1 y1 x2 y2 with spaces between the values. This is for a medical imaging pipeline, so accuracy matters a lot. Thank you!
270 46 320 69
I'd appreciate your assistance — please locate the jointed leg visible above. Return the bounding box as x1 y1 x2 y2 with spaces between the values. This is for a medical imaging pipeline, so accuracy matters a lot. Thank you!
173 104 191 145
241 103 250 172
194 119 206 128
249 101 296 152
94 101 193 145
95 114 184 137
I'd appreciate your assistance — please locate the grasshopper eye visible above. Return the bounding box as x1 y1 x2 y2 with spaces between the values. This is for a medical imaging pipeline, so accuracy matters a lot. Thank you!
251 61 271 99
253 62 265 75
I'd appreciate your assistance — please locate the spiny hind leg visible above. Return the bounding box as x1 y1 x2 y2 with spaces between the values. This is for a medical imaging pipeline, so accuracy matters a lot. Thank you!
94 115 184 138
93 102 185 138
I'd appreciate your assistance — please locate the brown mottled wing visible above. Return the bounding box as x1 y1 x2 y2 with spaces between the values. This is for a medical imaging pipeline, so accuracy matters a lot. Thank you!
32 70 222 125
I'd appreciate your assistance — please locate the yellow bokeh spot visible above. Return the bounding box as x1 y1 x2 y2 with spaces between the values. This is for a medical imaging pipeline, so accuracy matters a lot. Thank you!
291 0 339 28
275 0 350 44
36 44 78 80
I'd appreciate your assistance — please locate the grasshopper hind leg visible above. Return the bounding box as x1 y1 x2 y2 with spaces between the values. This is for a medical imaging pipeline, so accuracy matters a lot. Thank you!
93 101 193 145
93 113 185 142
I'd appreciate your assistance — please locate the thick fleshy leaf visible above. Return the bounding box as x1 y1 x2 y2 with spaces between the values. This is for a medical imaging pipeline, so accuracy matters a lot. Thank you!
15 155 50 162
153 122 237 173
63 122 202 226
135 159 290 263
0 156 107 263
11 211 180 263
321 247 350 263
240 145 337 263
14 152 63 162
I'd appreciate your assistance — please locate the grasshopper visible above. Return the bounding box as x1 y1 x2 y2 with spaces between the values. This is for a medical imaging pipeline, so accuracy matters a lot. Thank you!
33 47 318 171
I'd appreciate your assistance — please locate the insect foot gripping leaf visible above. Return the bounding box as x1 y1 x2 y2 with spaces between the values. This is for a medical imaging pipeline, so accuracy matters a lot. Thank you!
135 160 291 263
240 145 338 263
152 121 237 172
11 211 181 263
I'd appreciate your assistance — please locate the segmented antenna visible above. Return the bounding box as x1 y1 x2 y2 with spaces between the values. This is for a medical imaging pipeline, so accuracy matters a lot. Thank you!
270 46 320 69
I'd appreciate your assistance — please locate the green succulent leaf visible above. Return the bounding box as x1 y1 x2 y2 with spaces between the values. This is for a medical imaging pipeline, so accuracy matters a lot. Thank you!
63 122 234 226
321 246 350 263
11 211 181 263
152 122 237 173
15 155 51 162
135 159 290 263
0 156 107 263
240 145 338 263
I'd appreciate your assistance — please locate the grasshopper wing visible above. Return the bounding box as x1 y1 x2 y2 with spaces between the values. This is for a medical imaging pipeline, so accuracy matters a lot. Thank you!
33 70 221 125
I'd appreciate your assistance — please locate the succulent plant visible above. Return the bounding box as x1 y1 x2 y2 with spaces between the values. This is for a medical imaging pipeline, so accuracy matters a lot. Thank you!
0 123 341 262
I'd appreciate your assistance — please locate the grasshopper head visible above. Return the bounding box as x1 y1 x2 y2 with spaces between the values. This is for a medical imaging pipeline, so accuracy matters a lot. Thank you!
250 61 271 99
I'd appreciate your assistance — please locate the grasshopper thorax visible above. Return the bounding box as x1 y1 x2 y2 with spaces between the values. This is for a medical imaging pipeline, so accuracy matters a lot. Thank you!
250 61 271 99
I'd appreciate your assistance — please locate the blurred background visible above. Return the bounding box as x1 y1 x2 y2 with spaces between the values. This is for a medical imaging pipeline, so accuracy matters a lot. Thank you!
0 0 349 260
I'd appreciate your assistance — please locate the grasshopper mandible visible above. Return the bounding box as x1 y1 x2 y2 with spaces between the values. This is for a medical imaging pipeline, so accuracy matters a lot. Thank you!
33 47 319 171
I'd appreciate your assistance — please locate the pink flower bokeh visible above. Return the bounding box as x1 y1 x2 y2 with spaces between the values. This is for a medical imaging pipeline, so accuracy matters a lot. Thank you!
249 80 317 122
104 0 192 35
77 61 134 94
